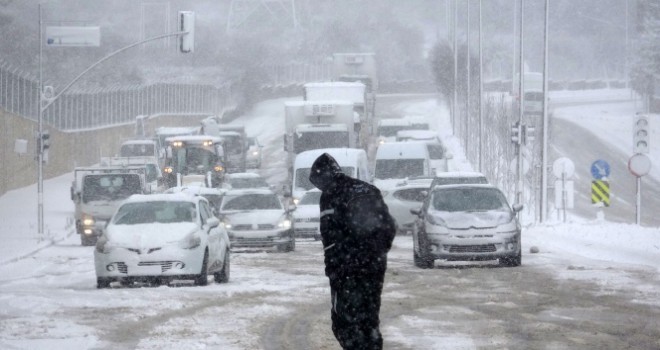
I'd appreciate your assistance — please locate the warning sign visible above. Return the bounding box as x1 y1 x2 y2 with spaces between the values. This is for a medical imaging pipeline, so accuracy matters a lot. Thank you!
591 180 610 207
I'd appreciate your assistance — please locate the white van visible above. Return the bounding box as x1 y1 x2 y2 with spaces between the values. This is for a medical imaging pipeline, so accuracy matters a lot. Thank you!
373 142 431 191
291 148 370 203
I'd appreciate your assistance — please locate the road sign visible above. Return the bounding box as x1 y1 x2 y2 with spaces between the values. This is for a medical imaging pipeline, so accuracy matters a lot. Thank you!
46 26 100 47
590 159 610 180
591 180 610 207
628 153 652 177
552 157 575 178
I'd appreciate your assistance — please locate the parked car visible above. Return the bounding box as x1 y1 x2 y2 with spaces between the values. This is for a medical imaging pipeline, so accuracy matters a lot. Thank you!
292 189 321 240
94 193 231 288
222 172 271 190
219 189 295 252
382 177 433 234
430 171 488 188
410 184 523 268
246 136 263 168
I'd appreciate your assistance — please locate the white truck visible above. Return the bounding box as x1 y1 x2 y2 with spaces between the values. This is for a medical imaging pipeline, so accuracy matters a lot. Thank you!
332 53 378 92
303 82 369 148
71 165 149 246
283 100 355 189
201 117 248 173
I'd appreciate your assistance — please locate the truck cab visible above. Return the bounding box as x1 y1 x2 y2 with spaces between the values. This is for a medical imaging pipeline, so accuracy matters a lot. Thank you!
163 135 226 189
71 166 148 246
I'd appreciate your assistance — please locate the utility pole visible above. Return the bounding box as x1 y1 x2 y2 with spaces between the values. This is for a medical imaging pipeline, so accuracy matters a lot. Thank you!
540 0 550 222
516 0 525 207
466 0 471 157
478 0 483 172
453 0 458 137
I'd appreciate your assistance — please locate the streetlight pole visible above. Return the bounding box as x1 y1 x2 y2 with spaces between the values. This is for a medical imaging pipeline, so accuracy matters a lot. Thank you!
540 0 550 222
453 0 458 137
478 0 483 172
516 0 525 207
37 3 45 239
466 0 471 157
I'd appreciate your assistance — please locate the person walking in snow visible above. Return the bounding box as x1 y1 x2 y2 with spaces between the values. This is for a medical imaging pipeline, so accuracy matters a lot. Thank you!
309 153 396 350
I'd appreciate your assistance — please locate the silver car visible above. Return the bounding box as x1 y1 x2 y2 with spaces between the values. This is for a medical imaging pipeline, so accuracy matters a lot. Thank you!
411 184 522 268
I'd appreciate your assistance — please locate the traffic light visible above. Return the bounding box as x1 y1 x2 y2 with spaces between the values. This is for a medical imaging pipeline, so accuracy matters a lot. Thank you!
179 11 195 53
511 122 521 145
633 114 649 154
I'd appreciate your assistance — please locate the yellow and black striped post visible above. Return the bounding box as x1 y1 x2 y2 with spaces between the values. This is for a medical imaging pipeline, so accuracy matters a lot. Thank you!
591 180 610 207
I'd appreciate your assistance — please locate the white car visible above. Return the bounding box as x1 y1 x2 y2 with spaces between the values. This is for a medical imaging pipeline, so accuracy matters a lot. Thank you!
246 136 263 168
222 172 271 190
219 189 295 252
382 177 433 234
166 185 227 216
292 190 321 240
411 184 522 268
94 193 231 288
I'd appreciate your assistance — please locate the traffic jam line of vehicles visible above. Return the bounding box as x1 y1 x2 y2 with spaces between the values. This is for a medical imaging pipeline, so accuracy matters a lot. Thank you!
70 54 524 288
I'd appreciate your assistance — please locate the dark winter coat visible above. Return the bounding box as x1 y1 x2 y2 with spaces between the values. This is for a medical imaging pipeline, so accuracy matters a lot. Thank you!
309 153 397 280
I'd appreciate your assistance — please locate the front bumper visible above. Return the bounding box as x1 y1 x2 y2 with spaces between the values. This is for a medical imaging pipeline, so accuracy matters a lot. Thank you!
425 230 520 261
94 245 205 281
229 228 294 248
293 222 320 239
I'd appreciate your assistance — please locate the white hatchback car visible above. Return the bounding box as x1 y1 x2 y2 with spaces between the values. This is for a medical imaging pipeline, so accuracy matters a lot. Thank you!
382 177 433 234
411 184 522 268
219 189 296 252
94 193 231 288
292 190 321 240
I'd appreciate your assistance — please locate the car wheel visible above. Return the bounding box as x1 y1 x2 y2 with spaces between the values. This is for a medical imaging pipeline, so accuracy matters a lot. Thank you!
214 249 230 283
413 234 434 269
97 277 111 289
194 250 209 286
499 250 522 267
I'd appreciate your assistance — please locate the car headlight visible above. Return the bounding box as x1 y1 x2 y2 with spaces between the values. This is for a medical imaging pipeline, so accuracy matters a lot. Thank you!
252 151 259 156
278 217 292 229
82 215 95 227
222 218 232 230
292 198 300 205
179 232 201 249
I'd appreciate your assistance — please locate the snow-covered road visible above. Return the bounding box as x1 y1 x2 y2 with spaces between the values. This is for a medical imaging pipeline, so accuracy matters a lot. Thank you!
1 91 659 349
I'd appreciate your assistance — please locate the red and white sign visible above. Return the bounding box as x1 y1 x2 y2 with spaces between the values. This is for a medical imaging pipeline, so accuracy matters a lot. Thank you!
628 153 652 177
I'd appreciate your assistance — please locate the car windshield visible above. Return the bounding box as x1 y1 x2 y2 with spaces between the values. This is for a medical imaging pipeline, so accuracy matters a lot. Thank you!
375 159 424 179
295 166 354 190
221 193 282 210
378 125 409 137
426 144 444 159
432 187 508 212
82 174 142 203
299 191 321 205
120 143 154 157
113 201 196 225
171 146 217 174
222 135 244 155
228 177 269 189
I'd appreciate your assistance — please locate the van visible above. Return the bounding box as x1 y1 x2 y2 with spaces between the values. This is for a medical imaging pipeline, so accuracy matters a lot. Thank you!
373 142 431 191
290 148 370 204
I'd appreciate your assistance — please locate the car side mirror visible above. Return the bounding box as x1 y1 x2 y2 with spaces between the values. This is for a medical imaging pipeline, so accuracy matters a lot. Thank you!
282 184 292 198
207 217 220 229
512 204 523 213
410 208 422 217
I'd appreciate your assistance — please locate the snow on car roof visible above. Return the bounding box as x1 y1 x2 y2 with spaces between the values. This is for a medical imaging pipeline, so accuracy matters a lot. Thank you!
394 177 434 188
167 186 226 196
121 139 157 145
223 188 276 196
294 148 366 167
434 171 487 178
378 118 411 126
431 183 497 191
303 81 365 88
284 100 353 107
296 124 349 132
165 135 223 143
123 192 199 204
155 126 199 135
225 172 262 179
